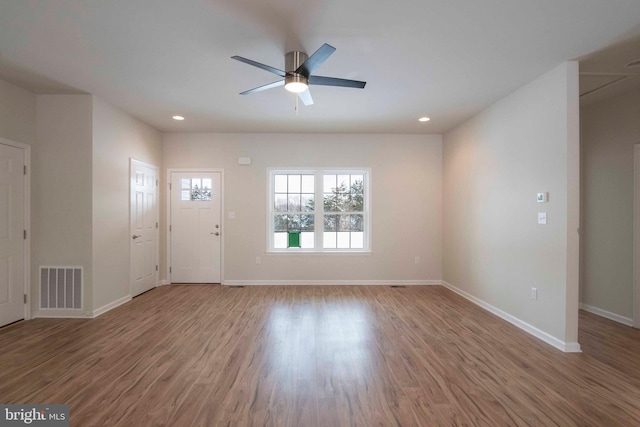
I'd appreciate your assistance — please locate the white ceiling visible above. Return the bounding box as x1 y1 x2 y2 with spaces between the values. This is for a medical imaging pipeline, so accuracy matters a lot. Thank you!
1 0 640 134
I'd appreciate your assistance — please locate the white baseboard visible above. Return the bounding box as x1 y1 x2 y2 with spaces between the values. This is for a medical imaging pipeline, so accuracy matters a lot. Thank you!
32 310 92 319
579 303 634 326
34 295 134 319
222 279 440 286
441 281 581 353
92 295 132 318
159 280 170 286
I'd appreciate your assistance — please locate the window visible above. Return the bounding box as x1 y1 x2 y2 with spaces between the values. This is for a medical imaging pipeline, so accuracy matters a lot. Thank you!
180 177 212 201
268 169 370 252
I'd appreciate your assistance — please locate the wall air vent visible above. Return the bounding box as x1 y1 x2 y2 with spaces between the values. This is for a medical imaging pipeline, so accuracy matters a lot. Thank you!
40 266 83 310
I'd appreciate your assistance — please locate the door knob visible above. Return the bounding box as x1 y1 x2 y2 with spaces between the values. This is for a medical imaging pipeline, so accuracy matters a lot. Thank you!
132 234 142 239
214 232 220 236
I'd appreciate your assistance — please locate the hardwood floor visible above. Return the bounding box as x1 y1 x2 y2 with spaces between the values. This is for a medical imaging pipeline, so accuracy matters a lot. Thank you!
2 285 640 426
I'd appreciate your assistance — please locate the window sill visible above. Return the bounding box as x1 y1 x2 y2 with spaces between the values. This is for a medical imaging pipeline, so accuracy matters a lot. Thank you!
266 250 372 256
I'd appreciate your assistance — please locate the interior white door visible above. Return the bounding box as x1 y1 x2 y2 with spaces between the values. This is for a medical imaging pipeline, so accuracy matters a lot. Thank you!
130 160 158 297
170 172 221 283
0 143 25 327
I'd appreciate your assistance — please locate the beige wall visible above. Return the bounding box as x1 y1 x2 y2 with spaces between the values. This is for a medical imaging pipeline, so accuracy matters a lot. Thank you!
29 94 162 314
162 133 442 283
580 89 640 319
92 97 162 310
0 78 36 145
34 95 94 313
443 62 580 348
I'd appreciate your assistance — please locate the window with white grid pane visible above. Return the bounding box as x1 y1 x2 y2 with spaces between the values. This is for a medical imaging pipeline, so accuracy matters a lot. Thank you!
268 169 370 252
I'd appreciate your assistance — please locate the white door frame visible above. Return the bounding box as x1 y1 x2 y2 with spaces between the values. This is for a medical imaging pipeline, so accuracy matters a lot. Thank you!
167 168 224 284
0 137 30 321
634 144 640 328
130 159 159 296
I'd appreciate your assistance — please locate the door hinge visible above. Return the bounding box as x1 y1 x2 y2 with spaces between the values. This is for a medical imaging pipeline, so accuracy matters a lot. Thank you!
155 265 158 271
156 222 158 229
169 267 172 273
156 179 159 186
23 229 27 240
24 165 27 175
169 225 172 232
169 183 172 190
24 294 27 304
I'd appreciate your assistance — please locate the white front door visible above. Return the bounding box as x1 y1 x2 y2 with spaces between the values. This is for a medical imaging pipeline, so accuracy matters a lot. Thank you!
170 172 221 283
0 142 25 327
130 160 158 297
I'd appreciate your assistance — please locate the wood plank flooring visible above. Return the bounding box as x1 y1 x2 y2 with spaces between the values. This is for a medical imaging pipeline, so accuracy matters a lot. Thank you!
2 285 640 426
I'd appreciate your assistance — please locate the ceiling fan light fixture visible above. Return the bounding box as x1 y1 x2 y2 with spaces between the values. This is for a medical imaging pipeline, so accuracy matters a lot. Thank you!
284 75 308 93
419 117 430 122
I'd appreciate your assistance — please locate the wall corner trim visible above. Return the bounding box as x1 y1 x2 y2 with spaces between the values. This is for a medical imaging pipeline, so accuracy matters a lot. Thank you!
441 281 582 353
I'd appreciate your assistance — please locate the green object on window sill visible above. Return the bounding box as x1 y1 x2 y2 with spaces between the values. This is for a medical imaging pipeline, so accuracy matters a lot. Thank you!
288 232 300 248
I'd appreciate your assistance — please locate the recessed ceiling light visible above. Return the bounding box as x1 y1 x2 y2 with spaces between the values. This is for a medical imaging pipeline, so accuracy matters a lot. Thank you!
418 117 430 122
626 59 640 69
172 115 185 121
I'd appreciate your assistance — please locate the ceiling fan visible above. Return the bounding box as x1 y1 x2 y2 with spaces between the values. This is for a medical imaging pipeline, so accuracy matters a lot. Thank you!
231 43 366 106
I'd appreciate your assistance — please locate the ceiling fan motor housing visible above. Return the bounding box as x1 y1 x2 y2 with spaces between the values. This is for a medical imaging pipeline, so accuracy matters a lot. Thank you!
285 51 309 86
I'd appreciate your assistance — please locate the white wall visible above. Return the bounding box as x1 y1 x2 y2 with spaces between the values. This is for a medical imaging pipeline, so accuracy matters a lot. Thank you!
92 97 162 310
162 133 442 284
0 78 36 144
34 95 94 314
443 62 580 350
580 89 640 320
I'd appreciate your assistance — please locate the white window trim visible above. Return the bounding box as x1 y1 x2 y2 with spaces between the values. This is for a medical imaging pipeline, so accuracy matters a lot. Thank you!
267 167 371 253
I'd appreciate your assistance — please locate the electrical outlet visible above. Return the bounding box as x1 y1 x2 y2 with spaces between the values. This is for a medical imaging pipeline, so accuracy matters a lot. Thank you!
256 257 261 265
531 287 538 300
414 257 420 264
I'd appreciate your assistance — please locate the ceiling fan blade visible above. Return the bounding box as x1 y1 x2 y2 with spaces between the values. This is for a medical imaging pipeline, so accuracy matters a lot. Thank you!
231 56 286 77
309 75 366 89
240 80 285 95
295 43 336 77
298 89 314 106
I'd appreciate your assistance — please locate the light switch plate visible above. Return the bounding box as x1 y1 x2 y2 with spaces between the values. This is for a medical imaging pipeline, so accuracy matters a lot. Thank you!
538 212 547 224
537 192 548 203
